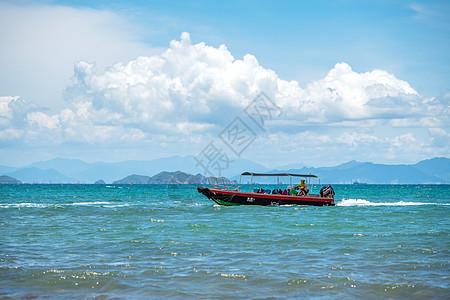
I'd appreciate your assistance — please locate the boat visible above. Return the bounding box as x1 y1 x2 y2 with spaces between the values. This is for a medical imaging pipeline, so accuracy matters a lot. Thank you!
197 172 335 206
353 181 367 185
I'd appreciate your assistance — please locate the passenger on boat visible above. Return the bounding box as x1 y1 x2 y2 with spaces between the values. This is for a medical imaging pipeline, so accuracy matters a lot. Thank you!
281 189 287 195
297 179 307 190
298 189 307 196
257 188 263 193
295 179 309 196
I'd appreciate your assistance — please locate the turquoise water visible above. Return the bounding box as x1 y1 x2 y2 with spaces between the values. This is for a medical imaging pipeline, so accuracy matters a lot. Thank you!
1 184 449 299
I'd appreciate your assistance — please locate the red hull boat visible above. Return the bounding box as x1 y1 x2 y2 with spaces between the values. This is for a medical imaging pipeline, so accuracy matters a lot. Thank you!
197 172 335 206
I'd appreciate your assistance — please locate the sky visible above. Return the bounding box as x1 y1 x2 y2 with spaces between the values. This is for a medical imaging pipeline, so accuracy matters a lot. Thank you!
0 0 449 170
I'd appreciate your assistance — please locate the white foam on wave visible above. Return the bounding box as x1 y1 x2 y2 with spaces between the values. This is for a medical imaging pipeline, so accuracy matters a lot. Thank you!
69 201 131 208
0 203 52 208
71 201 110 206
0 201 131 208
337 198 448 206
103 204 131 208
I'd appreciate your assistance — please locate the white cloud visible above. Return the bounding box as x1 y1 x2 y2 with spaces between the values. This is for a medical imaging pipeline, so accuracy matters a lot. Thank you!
27 112 60 130
277 62 420 122
0 95 41 128
64 32 281 134
0 96 15 125
429 127 450 148
63 33 424 135
390 133 417 148
1 32 448 165
0 2 159 111
386 132 433 161
336 132 380 147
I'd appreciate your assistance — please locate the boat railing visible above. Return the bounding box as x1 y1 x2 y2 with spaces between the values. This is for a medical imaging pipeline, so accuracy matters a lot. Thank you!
239 172 321 195
208 177 238 190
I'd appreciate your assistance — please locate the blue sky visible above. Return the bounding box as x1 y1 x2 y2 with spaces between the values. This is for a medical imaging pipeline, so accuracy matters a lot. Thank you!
48 0 450 96
0 0 449 168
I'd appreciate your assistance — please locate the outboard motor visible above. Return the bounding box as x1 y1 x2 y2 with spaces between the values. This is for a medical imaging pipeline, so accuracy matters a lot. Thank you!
320 185 335 198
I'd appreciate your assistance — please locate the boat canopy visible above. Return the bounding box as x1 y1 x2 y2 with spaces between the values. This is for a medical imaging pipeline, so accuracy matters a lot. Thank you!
241 172 318 178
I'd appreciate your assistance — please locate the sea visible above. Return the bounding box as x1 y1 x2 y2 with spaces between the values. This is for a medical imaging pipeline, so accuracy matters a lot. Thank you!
0 184 449 299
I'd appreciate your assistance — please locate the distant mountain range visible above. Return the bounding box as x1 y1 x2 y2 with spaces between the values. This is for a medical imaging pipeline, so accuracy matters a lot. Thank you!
255 157 449 184
113 171 207 185
6 156 265 183
0 175 21 184
0 156 448 184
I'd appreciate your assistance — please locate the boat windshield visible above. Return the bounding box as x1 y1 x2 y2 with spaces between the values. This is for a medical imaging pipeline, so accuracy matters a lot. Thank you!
208 177 238 190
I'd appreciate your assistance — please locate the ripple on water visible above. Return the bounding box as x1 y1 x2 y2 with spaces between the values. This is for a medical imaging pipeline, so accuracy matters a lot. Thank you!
0 184 448 298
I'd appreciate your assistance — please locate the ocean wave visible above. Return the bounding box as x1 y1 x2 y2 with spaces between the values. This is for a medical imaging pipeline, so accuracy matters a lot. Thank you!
0 203 53 208
337 198 449 206
71 201 111 206
220 273 248 279
0 202 130 208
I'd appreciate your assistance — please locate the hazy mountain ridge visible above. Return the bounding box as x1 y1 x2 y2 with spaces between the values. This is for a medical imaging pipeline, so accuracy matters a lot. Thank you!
6 167 76 184
0 156 448 184
0 175 21 184
271 158 448 184
413 157 450 183
112 174 151 184
113 171 207 185
6 155 265 183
